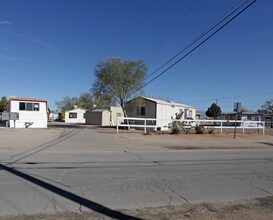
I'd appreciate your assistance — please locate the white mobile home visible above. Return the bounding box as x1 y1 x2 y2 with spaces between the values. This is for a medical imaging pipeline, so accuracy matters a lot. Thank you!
65 108 86 124
8 97 48 128
85 106 123 126
126 97 196 128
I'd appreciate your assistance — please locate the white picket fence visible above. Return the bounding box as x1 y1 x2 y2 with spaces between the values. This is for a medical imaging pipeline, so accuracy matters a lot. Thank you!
116 117 265 134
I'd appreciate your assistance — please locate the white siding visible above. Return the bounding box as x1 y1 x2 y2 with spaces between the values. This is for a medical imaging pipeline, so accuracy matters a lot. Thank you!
65 108 86 123
156 104 184 127
9 100 47 128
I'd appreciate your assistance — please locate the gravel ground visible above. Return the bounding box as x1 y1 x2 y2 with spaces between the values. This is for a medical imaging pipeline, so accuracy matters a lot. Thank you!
0 196 272 220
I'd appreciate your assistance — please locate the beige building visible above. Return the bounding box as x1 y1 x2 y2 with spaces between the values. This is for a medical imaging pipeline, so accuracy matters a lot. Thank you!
125 97 196 128
85 106 123 126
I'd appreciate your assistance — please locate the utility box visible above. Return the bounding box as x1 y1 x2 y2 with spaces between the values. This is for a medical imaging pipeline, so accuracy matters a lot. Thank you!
9 112 19 120
1 112 10 121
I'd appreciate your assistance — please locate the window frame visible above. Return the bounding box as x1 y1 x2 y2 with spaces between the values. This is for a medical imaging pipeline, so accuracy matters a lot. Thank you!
69 112 77 118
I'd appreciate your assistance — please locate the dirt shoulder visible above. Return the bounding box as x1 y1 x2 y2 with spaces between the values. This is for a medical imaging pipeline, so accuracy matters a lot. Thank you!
117 129 273 150
0 127 273 152
1 196 272 220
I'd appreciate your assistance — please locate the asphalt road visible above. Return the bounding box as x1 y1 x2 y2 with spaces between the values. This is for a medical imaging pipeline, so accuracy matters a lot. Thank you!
1 149 273 216
0 126 273 218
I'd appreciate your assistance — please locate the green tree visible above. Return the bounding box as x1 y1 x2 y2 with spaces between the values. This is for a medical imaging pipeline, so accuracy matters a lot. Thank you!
205 103 222 120
0 96 7 112
77 92 94 110
91 58 148 116
55 96 78 112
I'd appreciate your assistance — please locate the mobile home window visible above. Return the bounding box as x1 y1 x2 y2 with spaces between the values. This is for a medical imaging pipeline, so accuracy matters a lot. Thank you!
33 103 40 111
19 102 40 111
26 103 33 111
137 107 145 116
69 113 77 118
19 102 26 110
188 110 193 118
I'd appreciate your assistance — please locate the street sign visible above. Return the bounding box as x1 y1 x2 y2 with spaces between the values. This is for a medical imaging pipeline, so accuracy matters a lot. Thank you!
9 112 19 120
0 112 19 121
1 112 9 121
233 102 241 113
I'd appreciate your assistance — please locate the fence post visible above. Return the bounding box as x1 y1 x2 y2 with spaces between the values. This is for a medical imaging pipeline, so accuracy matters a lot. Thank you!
116 117 119 134
242 121 245 134
221 121 223 134
144 119 147 134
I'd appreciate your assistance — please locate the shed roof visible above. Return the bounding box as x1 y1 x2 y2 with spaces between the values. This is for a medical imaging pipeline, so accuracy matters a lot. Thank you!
92 109 109 112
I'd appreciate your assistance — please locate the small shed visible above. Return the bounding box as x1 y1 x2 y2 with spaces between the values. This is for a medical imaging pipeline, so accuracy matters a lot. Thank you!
125 97 196 128
65 108 86 124
85 106 123 126
7 97 48 128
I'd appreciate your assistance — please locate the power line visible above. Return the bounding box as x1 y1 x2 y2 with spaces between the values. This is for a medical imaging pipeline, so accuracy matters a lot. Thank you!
187 91 273 105
143 0 251 81
216 91 273 100
134 0 257 95
145 0 199 61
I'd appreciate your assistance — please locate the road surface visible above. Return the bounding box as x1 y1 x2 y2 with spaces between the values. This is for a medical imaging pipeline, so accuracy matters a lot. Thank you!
0 126 273 219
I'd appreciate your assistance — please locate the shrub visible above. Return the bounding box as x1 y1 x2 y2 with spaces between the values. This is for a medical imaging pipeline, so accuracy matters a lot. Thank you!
170 121 185 134
195 125 205 134
207 127 214 134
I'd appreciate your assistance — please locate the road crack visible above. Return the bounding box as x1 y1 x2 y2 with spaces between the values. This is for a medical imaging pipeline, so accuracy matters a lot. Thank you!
161 177 188 203
250 181 273 196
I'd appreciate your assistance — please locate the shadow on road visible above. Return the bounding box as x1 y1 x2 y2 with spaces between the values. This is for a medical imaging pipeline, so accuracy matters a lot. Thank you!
0 163 143 220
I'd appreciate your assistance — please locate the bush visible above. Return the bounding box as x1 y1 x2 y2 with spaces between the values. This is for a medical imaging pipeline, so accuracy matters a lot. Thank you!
207 127 214 134
170 121 185 134
195 125 205 134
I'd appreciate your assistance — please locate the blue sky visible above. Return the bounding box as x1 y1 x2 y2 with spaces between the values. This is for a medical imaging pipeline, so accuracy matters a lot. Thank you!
0 0 272 112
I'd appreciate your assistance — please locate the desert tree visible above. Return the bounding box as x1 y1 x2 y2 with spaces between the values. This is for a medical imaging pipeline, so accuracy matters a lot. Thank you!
55 96 78 112
91 58 148 116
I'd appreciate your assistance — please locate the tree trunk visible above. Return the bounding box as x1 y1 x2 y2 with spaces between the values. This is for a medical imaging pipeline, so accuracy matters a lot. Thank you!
121 101 130 130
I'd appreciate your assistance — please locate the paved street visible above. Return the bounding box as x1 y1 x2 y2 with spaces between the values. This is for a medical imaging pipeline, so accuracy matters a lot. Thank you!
0 126 273 218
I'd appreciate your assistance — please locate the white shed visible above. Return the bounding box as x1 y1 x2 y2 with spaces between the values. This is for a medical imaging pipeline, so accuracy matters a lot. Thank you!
85 106 123 126
65 108 86 124
8 97 48 128
126 97 196 128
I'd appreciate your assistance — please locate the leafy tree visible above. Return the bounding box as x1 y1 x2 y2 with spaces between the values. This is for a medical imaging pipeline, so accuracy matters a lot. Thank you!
55 96 78 112
77 92 94 110
205 103 222 119
0 96 7 112
91 58 148 116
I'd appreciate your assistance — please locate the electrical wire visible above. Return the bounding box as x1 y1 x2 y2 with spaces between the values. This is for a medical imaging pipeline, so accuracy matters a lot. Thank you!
145 0 199 61
143 0 251 81
133 0 257 95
